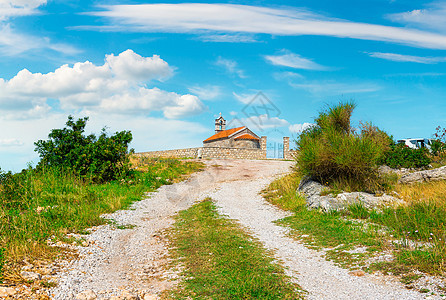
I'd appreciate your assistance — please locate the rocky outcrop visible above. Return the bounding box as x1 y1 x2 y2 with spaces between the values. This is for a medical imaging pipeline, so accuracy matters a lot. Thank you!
398 166 446 184
298 177 404 211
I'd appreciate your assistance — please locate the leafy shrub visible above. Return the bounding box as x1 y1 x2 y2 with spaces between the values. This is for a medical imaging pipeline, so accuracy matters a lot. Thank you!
296 102 391 192
431 140 446 157
35 116 133 182
379 143 431 169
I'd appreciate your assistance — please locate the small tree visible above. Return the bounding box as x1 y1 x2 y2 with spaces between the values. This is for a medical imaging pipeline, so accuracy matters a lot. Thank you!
35 116 133 182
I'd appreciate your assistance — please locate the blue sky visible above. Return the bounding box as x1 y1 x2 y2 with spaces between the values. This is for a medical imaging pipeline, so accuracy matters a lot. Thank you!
1 0 446 171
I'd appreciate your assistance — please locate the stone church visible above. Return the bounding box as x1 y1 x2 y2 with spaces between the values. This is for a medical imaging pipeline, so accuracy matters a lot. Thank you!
203 114 263 149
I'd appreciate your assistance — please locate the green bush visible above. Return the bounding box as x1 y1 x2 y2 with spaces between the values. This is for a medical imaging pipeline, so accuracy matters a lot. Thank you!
379 143 431 169
431 140 446 157
296 102 391 192
34 116 133 182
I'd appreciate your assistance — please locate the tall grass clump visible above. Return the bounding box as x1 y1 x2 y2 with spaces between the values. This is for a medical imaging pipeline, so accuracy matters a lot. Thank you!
297 102 392 192
0 248 4 282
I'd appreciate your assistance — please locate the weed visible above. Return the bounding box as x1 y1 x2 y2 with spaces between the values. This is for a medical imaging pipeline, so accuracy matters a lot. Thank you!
116 224 137 230
168 199 303 299
400 273 422 285
40 281 57 288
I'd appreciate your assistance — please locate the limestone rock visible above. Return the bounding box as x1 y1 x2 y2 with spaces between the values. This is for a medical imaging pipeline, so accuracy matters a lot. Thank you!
20 271 41 281
0 287 16 297
298 178 404 211
399 166 446 184
349 270 365 276
120 290 139 299
142 294 157 300
75 290 97 300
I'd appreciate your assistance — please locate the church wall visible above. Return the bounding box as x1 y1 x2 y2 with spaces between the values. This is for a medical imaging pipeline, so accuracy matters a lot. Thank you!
233 139 260 149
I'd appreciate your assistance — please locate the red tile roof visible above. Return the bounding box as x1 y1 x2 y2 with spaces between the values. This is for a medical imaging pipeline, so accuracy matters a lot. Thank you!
234 134 260 141
203 127 245 142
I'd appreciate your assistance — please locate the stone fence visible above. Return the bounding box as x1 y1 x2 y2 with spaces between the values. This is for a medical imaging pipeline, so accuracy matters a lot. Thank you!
134 147 201 159
135 146 266 160
136 137 296 160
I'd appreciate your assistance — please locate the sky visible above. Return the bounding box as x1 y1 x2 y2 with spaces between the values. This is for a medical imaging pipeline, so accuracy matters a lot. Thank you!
1 0 446 171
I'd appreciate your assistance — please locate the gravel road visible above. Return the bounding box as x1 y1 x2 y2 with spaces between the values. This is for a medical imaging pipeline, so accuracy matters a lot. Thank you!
51 159 434 299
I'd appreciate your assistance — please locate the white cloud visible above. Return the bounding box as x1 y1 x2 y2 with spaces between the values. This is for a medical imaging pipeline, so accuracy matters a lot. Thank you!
215 57 245 78
228 114 289 131
389 2 446 33
0 50 205 119
0 138 24 147
232 92 257 104
289 123 314 134
0 0 47 20
88 3 446 49
367 52 446 64
188 85 221 100
198 34 258 43
264 50 326 70
0 1 79 56
273 72 305 81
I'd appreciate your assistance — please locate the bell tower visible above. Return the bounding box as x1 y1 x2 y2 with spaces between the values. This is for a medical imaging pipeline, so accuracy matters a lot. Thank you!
215 113 226 133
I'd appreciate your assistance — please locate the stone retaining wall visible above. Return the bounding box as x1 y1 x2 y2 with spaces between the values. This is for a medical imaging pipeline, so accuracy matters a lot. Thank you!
136 146 266 160
134 147 200 159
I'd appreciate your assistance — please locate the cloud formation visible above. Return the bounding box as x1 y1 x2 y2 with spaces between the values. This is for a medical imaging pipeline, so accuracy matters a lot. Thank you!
0 138 24 147
229 114 289 132
264 50 326 70
188 85 221 100
89 3 446 49
0 0 78 55
0 0 47 20
367 52 446 64
0 49 205 119
215 57 245 78
389 2 446 33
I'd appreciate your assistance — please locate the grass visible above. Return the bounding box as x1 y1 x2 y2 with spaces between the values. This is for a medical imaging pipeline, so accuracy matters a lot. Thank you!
0 157 203 283
167 199 303 299
263 172 446 279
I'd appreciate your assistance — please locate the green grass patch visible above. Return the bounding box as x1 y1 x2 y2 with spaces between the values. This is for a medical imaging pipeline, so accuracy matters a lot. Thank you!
0 157 203 282
168 199 303 299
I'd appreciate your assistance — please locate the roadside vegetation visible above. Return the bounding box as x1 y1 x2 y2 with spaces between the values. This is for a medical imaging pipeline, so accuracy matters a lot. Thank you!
0 116 203 283
167 199 303 299
265 102 446 292
264 173 446 288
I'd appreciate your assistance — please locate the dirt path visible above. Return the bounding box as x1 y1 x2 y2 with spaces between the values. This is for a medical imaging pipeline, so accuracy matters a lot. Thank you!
51 160 431 299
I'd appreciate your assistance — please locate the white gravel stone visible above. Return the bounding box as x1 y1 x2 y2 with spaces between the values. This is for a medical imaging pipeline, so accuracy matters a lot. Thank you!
0 286 16 297
75 289 97 300
20 270 41 281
